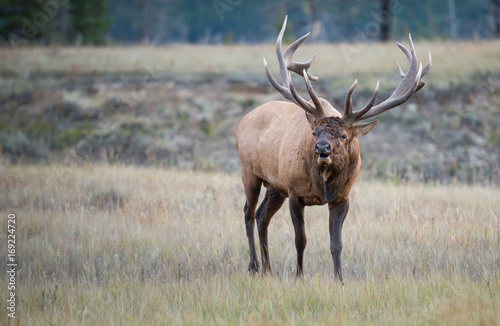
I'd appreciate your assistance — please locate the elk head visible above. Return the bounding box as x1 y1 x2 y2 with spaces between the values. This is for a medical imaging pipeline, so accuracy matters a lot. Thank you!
309 116 374 170
264 16 431 171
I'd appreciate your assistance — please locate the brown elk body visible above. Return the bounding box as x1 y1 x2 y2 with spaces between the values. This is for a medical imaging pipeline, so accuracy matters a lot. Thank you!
236 17 431 281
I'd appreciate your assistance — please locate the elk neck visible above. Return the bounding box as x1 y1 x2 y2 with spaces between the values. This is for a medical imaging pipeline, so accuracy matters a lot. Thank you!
306 136 360 203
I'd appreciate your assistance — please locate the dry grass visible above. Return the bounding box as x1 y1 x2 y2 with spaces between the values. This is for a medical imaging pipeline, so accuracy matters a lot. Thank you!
1 164 499 325
1 40 500 90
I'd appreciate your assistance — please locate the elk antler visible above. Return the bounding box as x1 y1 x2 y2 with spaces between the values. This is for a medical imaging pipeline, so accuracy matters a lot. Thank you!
343 34 431 124
263 16 326 120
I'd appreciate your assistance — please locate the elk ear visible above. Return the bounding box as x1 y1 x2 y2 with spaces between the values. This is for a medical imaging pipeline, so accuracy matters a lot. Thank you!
353 120 378 137
305 112 317 128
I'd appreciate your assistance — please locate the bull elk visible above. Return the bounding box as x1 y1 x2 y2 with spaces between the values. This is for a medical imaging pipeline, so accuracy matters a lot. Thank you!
236 17 431 281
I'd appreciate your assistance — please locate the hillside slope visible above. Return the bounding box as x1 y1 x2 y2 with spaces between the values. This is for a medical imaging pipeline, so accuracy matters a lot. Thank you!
1 42 499 183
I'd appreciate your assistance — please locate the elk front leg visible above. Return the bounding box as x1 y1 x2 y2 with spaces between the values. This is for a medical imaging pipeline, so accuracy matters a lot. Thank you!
329 200 349 282
289 197 307 276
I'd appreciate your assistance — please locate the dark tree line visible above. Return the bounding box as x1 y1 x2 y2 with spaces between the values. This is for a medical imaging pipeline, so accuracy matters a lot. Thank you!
1 0 499 46
0 0 109 46
107 0 500 44
493 0 500 37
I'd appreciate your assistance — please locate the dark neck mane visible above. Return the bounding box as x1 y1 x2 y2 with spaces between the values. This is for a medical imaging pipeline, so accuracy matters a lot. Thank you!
309 143 359 203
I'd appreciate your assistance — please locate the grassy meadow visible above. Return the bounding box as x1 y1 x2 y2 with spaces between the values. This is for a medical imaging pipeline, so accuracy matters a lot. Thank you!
2 39 500 92
1 38 500 324
1 164 499 325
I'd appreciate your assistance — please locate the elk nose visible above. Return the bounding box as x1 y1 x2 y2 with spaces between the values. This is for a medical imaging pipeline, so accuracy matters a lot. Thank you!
315 143 331 154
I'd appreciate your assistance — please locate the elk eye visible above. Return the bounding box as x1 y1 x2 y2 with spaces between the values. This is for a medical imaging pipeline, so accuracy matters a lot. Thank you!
312 131 317 137
341 133 347 140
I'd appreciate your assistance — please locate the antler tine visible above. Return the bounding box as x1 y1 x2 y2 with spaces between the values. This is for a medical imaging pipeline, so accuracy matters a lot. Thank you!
289 74 316 116
391 35 418 98
415 51 432 92
343 80 380 124
408 34 417 66
397 49 431 80
395 35 431 93
275 15 290 87
348 34 429 121
263 58 294 102
263 16 325 119
303 69 325 116
343 79 357 120
422 51 432 76
284 33 319 81
351 81 379 122
397 62 405 78
396 39 412 62
361 63 423 120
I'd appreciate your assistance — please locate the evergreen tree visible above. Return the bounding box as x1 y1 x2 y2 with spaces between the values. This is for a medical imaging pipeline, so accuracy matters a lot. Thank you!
491 0 500 37
0 0 42 45
380 0 391 42
70 0 110 45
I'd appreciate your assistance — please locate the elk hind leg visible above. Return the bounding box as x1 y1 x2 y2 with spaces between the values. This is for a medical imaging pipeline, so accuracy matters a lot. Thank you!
256 187 286 273
242 173 262 273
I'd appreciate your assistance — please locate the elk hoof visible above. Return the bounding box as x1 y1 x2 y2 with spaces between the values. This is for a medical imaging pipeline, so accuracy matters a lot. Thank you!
247 261 259 274
261 265 272 275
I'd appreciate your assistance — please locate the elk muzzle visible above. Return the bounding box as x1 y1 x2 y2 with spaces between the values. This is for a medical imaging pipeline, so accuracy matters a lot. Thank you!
315 142 332 165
